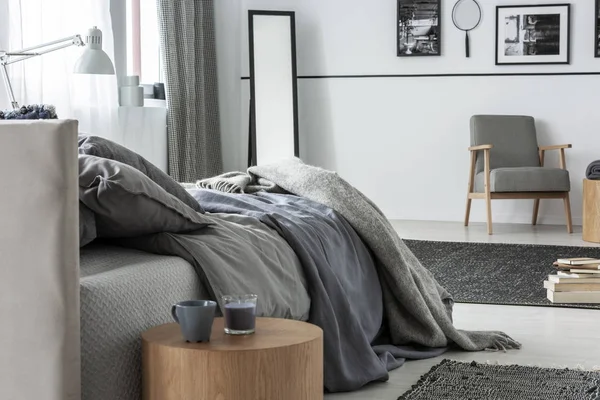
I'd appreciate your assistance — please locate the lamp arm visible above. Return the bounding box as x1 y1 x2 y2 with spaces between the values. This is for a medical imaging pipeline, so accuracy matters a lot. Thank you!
5 35 83 57
0 34 83 110
4 41 83 66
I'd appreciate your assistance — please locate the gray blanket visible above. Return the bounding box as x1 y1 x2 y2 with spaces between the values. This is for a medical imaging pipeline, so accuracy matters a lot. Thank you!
198 159 521 353
587 160 600 180
195 171 285 193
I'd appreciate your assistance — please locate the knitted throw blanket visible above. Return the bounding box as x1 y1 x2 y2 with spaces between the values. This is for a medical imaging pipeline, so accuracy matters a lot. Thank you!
197 158 521 352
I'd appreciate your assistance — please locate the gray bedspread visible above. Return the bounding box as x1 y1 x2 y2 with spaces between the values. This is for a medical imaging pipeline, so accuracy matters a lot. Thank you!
587 160 600 180
80 245 211 400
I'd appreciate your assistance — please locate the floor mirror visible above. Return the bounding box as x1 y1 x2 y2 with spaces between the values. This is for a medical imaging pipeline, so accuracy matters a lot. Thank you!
248 10 299 167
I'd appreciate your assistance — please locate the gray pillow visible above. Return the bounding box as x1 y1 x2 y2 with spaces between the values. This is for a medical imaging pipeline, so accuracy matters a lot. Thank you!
78 135 204 213
79 202 97 247
79 155 212 238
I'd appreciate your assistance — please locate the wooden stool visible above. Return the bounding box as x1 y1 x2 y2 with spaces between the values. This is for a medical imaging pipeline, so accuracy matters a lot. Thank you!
142 317 323 400
583 179 600 243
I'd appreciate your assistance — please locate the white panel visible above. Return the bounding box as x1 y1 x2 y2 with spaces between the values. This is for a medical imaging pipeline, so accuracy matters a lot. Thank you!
251 14 296 165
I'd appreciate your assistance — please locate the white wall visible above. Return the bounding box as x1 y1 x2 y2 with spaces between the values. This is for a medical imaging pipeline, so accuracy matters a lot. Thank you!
217 0 600 225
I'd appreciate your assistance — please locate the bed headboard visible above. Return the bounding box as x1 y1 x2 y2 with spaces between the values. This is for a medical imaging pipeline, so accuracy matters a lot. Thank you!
0 120 80 400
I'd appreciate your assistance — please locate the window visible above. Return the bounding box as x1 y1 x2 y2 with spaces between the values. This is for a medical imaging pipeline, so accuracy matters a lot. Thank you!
125 0 163 84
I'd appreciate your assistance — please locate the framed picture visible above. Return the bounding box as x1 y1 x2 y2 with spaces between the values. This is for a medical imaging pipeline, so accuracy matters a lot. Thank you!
397 0 441 56
495 4 570 65
596 0 600 57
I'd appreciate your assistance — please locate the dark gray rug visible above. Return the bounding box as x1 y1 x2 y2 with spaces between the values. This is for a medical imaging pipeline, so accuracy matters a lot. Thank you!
398 359 600 400
404 240 600 310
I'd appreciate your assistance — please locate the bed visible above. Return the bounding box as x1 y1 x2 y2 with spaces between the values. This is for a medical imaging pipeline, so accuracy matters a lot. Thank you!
0 120 519 400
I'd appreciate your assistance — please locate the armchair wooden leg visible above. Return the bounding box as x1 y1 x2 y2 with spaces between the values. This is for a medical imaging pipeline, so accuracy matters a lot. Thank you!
465 151 476 227
464 197 472 226
483 148 492 235
485 193 493 235
532 199 540 225
563 193 573 233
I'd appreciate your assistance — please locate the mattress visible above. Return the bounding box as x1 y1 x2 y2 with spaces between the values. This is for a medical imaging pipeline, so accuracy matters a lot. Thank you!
80 244 211 400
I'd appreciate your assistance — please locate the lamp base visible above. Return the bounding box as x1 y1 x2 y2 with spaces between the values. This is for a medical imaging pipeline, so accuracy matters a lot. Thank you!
0 104 57 120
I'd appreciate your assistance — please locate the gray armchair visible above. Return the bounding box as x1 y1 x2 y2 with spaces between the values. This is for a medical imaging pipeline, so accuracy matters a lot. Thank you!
465 115 572 235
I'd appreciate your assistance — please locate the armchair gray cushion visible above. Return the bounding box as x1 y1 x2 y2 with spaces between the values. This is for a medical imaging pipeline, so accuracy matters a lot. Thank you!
474 167 570 193
470 115 540 173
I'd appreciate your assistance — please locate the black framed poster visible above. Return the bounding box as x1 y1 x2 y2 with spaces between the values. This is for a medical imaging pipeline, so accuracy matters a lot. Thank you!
397 0 441 56
496 4 570 65
595 0 600 57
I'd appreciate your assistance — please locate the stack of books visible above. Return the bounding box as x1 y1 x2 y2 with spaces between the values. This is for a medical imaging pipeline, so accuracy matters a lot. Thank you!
545 257 600 303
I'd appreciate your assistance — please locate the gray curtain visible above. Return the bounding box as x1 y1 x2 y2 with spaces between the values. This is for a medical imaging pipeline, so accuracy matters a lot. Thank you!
157 0 223 182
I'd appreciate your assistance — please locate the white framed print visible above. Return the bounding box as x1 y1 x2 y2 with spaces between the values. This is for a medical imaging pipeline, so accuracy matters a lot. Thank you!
496 4 570 65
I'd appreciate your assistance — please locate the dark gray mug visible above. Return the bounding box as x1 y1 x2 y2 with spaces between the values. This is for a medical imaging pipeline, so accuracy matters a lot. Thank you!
171 300 217 342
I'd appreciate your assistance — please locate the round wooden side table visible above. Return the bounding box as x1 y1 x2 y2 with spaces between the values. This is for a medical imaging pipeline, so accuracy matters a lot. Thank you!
142 317 323 400
583 179 600 243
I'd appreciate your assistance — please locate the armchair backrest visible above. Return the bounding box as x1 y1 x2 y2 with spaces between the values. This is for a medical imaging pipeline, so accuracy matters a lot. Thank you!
470 115 540 174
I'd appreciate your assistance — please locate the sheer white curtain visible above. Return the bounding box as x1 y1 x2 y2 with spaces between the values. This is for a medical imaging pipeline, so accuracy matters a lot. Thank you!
2 0 122 143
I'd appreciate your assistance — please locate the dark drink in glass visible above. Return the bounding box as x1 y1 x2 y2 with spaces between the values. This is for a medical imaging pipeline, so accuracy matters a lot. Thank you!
222 294 257 335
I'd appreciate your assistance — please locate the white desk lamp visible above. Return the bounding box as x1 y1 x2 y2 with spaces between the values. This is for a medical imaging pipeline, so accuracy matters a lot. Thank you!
0 26 115 110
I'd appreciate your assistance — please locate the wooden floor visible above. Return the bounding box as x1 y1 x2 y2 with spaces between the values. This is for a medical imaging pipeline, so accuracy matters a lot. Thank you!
325 221 600 400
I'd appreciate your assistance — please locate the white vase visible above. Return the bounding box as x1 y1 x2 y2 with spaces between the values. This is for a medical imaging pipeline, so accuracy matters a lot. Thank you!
119 75 144 107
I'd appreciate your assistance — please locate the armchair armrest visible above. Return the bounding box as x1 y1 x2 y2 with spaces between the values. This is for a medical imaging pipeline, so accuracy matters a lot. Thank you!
538 144 571 169
538 144 572 151
468 144 493 151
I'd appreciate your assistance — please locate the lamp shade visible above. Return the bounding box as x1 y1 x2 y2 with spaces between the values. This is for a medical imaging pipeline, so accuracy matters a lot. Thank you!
73 26 115 75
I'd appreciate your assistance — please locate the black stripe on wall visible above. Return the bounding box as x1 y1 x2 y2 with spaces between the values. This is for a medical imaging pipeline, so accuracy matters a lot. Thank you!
240 71 600 80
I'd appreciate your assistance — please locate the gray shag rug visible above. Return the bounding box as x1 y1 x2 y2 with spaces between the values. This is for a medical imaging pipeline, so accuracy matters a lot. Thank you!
404 240 600 310
398 359 600 400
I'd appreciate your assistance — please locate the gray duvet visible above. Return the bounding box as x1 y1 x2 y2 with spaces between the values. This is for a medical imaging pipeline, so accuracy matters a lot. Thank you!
120 211 311 322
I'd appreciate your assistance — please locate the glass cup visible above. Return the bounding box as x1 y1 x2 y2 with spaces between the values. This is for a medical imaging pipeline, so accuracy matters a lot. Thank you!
221 294 258 335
